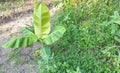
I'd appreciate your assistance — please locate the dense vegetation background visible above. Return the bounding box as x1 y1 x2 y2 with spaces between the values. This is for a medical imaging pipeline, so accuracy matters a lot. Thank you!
37 0 120 73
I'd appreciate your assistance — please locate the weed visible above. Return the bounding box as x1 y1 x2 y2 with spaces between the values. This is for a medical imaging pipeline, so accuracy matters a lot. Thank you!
37 0 120 73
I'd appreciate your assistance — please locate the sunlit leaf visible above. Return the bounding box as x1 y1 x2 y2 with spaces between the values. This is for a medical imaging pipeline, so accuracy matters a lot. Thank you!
43 26 66 45
33 2 50 39
22 27 34 35
2 34 38 49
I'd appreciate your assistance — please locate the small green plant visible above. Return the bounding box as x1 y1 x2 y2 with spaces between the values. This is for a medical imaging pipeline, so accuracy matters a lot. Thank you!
2 2 66 61
105 11 120 43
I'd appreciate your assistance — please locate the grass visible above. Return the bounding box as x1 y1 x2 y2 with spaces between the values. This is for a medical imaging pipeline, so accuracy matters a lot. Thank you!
36 0 120 73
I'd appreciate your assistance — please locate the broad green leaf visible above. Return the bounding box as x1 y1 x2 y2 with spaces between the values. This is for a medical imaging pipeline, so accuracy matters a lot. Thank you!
40 47 51 61
2 34 38 49
22 27 34 35
43 26 66 45
33 2 50 39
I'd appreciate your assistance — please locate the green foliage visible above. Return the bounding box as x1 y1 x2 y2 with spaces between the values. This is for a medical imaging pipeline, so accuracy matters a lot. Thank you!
36 0 120 73
43 26 66 45
33 2 50 39
2 2 66 49
110 11 120 24
2 2 66 67
40 47 51 61
109 11 120 44
115 36 120 42
22 27 34 35
2 0 120 73
2 34 38 48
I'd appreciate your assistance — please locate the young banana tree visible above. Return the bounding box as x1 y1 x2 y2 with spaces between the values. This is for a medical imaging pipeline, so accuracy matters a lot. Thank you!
2 2 66 60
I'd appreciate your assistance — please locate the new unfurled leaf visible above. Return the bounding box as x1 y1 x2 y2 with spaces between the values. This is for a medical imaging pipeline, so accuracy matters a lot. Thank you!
43 26 66 45
33 2 50 39
2 34 38 49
